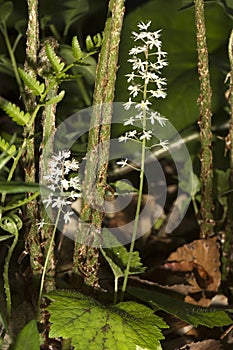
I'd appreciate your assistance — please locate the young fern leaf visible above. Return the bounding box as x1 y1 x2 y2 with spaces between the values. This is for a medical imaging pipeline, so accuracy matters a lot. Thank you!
72 36 83 61
0 136 16 157
18 67 45 96
86 33 103 52
0 97 30 126
45 43 65 73
44 90 65 106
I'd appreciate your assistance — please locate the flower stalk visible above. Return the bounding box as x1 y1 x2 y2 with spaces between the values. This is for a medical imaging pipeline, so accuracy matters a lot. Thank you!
119 21 168 299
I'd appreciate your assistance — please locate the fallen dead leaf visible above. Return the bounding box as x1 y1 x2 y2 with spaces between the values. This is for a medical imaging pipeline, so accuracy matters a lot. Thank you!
178 339 223 350
161 237 221 298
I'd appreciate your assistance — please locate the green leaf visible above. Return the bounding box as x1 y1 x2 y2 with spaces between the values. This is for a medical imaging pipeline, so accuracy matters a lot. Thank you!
0 2 13 23
86 33 102 52
0 98 30 126
3 192 40 212
0 181 41 194
46 290 168 350
44 90 65 106
0 212 22 234
0 234 14 242
101 229 146 279
46 43 65 73
113 180 138 195
12 319 40 350
128 287 233 328
72 36 83 60
18 68 45 96
62 0 89 37
0 136 16 157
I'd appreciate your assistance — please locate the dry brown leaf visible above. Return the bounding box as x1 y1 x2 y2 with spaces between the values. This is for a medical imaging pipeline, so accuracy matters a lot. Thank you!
179 339 223 350
162 237 220 293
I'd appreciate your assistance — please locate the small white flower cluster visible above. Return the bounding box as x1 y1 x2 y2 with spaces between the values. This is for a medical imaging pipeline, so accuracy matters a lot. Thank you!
42 150 81 225
118 20 169 163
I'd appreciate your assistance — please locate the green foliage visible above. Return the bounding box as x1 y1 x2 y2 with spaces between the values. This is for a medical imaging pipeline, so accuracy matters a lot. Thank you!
0 98 30 126
18 68 45 97
112 180 138 195
44 90 65 106
12 319 40 350
128 287 233 328
72 36 83 61
62 0 89 37
0 1 13 23
46 290 168 350
0 210 22 234
0 136 16 157
0 181 41 194
101 229 146 281
45 43 65 73
0 233 14 242
86 33 103 52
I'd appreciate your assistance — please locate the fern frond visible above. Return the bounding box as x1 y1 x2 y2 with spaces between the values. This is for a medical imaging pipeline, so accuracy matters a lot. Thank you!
18 68 45 96
0 97 30 126
45 90 65 106
0 136 16 157
72 36 83 61
86 33 103 52
46 43 65 73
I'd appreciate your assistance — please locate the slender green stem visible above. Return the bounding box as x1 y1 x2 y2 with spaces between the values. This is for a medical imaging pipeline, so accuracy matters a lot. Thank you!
121 48 149 300
121 139 146 300
114 277 119 305
1 23 24 100
38 209 61 311
12 33 23 53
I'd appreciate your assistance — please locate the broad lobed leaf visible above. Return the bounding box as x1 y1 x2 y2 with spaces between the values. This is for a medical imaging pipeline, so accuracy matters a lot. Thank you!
46 290 168 350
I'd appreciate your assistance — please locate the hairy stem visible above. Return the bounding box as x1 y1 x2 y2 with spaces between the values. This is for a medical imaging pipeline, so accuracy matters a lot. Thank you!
23 0 43 286
4 230 18 324
222 30 233 282
72 0 125 288
194 0 214 238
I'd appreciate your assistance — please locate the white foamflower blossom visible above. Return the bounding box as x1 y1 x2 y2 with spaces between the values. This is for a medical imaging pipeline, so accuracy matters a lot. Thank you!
158 139 169 151
64 211 74 224
128 84 141 97
39 150 82 227
118 20 169 168
116 159 128 167
124 116 135 126
137 20 151 31
149 112 167 126
123 98 134 110
135 100 151 111
140 130 153 141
